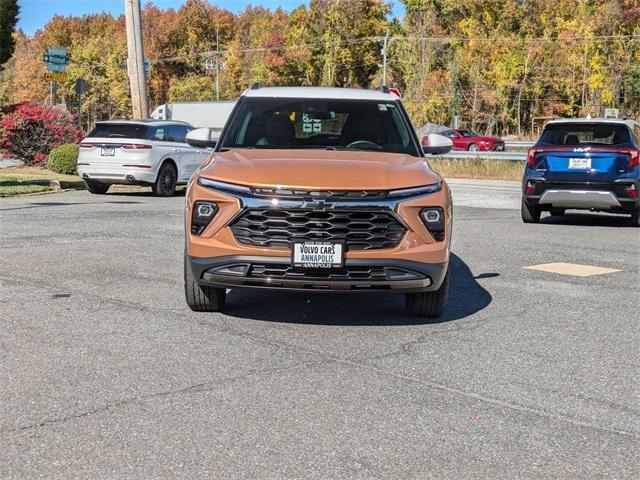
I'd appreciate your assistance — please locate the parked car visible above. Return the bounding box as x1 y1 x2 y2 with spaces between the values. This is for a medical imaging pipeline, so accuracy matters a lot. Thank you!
183 86 454 317
77 120 210 196
435 129 505 152
521 118 640 226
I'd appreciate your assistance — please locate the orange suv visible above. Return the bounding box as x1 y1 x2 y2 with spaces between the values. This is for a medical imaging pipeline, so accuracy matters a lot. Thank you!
184 86 454 317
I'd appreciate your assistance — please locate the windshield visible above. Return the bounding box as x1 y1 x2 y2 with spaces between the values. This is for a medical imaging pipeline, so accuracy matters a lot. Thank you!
459 130 480 137
539 123 631 146
220 97 420 156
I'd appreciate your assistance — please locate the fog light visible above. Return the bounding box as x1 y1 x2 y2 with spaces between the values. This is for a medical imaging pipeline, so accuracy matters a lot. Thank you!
419 207 445 241
192 201 218 235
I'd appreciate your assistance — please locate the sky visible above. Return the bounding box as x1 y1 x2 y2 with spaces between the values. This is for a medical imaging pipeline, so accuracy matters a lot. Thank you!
17 0 405 36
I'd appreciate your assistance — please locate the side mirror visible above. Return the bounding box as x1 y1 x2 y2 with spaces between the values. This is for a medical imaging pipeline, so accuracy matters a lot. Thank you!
186 128 217 149
421 134 453 155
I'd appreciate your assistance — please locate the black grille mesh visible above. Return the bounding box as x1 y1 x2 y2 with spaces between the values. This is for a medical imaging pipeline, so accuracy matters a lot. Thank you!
249 264 388 281
230 208 406 250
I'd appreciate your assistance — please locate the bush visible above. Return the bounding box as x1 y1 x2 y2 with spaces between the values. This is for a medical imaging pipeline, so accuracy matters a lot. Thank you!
47 143 79 175
0 101 84 166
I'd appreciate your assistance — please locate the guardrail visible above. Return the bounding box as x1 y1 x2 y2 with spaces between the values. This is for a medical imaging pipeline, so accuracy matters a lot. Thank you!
504 141 535 149
432 151 527 161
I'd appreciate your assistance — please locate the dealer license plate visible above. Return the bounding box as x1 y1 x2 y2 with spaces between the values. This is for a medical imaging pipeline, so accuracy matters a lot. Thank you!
569 157 590 169
101 147 115 156
292 242 343 269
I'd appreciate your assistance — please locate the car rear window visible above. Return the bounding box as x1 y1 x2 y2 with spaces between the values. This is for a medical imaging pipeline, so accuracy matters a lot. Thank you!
87 124 150 139
539 123 631 146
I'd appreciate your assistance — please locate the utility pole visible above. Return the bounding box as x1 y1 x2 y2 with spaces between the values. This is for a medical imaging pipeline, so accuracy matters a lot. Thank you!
215 28 220 101
381 29 389 86
124 0 148 118
203 30 224 101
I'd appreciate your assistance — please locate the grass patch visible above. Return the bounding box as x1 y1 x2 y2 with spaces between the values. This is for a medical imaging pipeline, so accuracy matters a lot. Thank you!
0 167 84 196
0 175 54 195
429 158 524 181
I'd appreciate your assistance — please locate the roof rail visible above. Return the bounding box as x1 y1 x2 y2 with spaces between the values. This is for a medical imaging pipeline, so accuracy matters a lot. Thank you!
250 82 261 90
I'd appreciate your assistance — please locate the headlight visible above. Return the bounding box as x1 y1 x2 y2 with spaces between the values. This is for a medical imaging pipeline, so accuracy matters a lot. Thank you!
419 207 445 241
197 176 251 194
388 182 441 198
192 201 218 235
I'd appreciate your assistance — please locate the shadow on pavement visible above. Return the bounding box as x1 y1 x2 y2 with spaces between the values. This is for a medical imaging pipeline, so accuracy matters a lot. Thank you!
224 253 493 326
540 212 633 228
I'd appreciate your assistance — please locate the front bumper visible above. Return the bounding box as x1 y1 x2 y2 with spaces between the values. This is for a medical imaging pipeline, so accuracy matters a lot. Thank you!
523 179 639 212
188 255 448 293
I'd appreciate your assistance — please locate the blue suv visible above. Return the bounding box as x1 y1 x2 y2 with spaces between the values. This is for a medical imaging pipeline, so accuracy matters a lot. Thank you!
522 118 640 227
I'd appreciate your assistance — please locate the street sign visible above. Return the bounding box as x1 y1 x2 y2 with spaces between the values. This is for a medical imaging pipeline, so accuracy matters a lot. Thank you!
43 47 69 73
75 79 87 94
604 108 619 119
44 72 69 83
46 63 66 73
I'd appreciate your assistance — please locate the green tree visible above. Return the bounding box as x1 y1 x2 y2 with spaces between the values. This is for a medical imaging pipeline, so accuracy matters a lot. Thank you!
0 0 19 66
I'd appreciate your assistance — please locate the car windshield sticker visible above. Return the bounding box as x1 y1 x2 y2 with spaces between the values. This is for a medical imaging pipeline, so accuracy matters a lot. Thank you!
302 113 321 133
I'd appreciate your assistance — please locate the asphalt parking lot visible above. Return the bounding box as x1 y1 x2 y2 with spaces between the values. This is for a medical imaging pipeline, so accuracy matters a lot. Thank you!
1 180 639 479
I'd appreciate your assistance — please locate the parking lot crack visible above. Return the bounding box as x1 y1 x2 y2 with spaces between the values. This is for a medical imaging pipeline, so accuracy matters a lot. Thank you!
1 360 318 435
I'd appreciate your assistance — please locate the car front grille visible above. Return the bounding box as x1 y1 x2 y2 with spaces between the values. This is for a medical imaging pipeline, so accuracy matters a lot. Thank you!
249 263 389 281
229 208 406 250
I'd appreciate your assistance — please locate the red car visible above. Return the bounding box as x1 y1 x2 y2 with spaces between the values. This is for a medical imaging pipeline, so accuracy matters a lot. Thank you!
437 129 505 152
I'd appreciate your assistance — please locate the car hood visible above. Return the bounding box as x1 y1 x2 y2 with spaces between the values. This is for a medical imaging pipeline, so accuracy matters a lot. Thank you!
198 148 441 190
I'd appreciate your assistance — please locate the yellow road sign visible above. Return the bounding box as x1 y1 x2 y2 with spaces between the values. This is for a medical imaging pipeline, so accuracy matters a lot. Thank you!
44 72 69 83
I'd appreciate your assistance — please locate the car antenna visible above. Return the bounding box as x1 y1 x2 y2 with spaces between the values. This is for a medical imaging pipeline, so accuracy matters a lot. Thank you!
250 82 261 90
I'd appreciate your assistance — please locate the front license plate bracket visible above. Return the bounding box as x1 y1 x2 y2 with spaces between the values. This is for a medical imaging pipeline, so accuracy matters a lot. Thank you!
292 242 344 269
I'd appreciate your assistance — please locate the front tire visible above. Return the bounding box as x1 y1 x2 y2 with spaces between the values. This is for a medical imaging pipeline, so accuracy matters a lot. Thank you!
184 258 226 312
468 143 479 152
84 179 110 194
406 267 449 318
521 198 541 223
153 162 177 196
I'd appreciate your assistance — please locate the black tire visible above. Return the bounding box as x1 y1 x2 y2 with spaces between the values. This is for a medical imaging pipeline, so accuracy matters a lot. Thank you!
631 208 640 227
521 198 541 223
84 179 110 194
468 143 478 152
152 162 177 196
406 267 450 318
550 208 565 216
184 258 226 312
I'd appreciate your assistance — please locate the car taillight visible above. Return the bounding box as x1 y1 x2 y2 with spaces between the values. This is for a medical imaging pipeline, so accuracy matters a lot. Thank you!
122 144 152 150
525 181 536 195
527 148 537 167
625 184 638 199
79 142 94 149
629 150 639 168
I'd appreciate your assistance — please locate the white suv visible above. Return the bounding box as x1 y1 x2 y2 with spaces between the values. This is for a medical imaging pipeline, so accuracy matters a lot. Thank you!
77 120 210 196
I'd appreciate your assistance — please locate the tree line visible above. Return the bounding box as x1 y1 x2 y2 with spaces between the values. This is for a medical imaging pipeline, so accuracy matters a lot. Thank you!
1 0 638 137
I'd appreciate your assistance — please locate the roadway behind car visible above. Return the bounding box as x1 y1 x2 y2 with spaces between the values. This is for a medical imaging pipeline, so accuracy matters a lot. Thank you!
1 185 638 479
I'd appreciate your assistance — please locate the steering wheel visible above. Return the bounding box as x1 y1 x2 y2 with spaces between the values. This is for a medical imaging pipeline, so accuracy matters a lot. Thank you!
346 140 382 150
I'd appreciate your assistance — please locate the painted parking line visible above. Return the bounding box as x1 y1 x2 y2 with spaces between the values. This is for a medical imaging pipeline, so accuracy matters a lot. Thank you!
524 262 622 277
